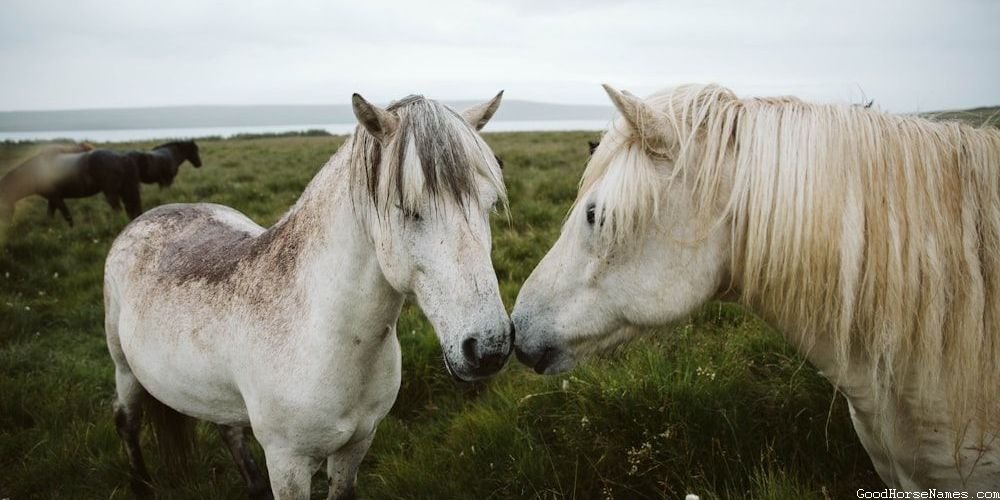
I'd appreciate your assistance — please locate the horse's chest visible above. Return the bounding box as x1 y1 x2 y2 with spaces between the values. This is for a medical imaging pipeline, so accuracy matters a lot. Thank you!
845 388 1000 490
244 334 403 453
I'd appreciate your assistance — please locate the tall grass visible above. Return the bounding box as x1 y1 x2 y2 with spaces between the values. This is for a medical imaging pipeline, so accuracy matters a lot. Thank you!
0 132 879 499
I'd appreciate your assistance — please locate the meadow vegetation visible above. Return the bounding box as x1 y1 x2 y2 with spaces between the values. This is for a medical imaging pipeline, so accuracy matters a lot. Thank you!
3 130 890 499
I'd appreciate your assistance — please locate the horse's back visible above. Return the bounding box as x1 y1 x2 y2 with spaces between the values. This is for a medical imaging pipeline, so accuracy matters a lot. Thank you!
107 203 264 285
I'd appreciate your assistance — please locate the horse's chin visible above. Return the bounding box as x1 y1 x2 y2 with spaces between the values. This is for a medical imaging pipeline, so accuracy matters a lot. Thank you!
514 342 577 375
442 354 478 383
536 352 576 375
529 325 642 375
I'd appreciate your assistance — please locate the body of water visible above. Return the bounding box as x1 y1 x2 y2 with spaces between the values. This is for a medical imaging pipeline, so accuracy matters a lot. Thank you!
0 120 609 142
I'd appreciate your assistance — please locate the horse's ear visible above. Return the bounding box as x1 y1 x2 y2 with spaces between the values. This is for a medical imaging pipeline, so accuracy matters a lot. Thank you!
601 84 672 148
352 93 399 142
461 91 503 131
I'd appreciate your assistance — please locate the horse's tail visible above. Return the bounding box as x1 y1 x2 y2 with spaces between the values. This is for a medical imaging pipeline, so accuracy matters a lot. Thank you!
143 393 195 476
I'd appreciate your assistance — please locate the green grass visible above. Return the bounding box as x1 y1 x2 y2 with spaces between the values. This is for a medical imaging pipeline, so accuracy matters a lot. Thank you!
0 131 884 499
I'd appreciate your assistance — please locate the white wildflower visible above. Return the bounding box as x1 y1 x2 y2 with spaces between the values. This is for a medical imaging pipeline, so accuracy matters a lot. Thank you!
695 366 717 381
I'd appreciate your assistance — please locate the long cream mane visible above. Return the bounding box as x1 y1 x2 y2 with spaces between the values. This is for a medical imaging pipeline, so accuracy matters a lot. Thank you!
583 84 1000 439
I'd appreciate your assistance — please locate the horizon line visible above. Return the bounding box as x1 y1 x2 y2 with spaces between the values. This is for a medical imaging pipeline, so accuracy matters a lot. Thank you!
0 98 613 114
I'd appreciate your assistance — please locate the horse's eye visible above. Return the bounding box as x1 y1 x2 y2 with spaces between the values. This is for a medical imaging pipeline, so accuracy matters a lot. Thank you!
585 203 596 225
395 203 421 221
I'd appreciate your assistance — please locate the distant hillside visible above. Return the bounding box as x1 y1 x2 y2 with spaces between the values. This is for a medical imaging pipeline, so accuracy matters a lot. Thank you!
0 100 613 132
922 106 1000 127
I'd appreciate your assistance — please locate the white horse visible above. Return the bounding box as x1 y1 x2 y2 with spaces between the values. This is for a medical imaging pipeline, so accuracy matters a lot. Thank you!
104 92 513 499
513 83 1000 491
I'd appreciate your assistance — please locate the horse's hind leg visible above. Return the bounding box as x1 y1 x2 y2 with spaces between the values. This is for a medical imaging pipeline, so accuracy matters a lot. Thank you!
53 198 73 226
113 364 154 497
106 290 153 496
218 425 272 500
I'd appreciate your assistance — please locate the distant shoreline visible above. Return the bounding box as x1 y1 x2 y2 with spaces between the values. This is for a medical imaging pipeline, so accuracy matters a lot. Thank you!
0 119 610 143
0 100 613 134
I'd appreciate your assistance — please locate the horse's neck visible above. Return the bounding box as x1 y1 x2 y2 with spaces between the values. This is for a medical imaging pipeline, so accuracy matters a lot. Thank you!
155 147 182 166
267 143 404 342
754 305 874 402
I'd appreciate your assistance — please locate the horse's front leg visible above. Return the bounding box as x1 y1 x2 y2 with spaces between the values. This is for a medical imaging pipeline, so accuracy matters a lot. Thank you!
119 166 143 219
218 425 272 500
326 433 375 500
261 446 321 500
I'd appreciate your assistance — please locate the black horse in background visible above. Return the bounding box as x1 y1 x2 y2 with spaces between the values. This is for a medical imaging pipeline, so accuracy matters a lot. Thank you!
0 140 202 226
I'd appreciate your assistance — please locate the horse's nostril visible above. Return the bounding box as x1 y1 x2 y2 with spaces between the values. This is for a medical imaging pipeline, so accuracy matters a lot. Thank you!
462 337 479 367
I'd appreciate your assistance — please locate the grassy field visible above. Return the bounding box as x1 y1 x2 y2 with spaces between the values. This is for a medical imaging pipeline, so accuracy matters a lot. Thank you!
0 130 887 499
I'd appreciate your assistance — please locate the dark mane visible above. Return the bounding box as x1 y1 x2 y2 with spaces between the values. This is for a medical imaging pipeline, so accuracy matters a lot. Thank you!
153 140 195 150
152 140 201 168
350 95 500 214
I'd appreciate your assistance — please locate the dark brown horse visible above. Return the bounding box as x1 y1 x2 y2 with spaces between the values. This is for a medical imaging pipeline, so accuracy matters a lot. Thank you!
0 140 202 226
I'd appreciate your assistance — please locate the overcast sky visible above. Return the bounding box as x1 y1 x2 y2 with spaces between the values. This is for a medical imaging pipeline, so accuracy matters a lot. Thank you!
1 0 997 113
